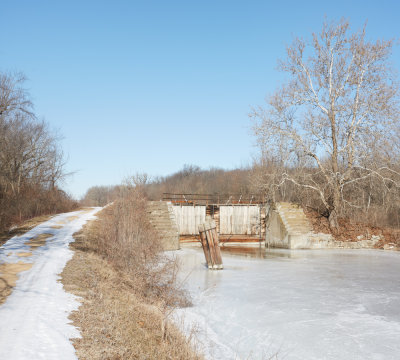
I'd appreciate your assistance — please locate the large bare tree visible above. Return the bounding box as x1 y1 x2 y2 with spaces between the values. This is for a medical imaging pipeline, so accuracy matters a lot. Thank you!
251 19 400 230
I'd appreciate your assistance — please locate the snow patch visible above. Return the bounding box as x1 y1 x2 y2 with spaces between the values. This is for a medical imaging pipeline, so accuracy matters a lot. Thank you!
0 208 101 360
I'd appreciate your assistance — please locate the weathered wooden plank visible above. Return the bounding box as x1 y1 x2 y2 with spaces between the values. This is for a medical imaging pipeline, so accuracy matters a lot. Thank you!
219 205 261 235
173 205 206 235
206 228 218 268
198 219 223 270
211 227 223 269
198 225 212 269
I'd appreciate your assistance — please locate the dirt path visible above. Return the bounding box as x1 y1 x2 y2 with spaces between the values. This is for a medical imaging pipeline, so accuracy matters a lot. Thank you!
0 208 101 360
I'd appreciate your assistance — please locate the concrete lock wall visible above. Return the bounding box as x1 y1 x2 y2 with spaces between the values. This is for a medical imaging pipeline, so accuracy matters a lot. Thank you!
172 205 206 235
219 205 261 235
266 203 322 249
266 210 290 248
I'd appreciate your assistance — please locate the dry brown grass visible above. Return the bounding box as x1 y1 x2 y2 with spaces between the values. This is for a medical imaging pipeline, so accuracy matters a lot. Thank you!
0 230 53 304
0 214 52 246
62 222 201 359
0 261 32 305
304 207 400 248
16 252 33 257
61 188 202 359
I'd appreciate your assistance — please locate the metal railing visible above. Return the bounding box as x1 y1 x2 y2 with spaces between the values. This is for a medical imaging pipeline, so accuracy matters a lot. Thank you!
162 193 265 206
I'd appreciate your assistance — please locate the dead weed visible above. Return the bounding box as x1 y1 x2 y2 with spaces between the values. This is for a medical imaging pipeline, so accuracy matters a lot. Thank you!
61 194 202 360
304 207 400 248
62 225 201 360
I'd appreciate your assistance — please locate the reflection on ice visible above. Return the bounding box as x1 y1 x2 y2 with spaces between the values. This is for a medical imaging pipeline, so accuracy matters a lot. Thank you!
174 247 400 360
220 246 298 259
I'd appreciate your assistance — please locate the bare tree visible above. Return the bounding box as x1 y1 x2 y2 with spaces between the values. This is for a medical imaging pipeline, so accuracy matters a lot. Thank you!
0 71 75 228
81 185 118 206
251 19 400 230
0 72 33 119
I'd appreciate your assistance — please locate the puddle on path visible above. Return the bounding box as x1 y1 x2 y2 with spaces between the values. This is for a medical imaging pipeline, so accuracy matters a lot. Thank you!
55 220 67 225
27 233 53 249
0 261 32 305
78 208 94 214
54 215 79 225
16 252 33 257
0 233 52 304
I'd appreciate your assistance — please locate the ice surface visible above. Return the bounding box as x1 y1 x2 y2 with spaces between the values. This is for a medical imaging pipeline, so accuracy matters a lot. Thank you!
174 247 400 360
0 208 101 360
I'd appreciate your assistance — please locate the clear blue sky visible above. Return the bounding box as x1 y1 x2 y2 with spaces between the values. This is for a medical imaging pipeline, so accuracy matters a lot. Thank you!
1 0 399 199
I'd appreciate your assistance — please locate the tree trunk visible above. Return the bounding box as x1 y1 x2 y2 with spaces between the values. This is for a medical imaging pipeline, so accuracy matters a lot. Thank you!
328 186 341 233
328 208 339 232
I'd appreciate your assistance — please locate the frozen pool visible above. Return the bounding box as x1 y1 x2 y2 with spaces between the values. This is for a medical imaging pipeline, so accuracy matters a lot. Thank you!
174 247 400 360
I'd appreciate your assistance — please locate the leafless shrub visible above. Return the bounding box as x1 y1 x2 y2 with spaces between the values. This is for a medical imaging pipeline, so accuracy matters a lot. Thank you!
85 187 189 306
80 185 119 206
75 186 200 357
63 232 202 360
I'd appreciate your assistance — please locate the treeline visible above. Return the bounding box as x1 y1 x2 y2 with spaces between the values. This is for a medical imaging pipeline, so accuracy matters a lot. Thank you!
82 160 400 231
0 72 77 232
81 165 254 206
81 185 119 207
251 160 400 229
157 163 400 228
146 165 253 199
